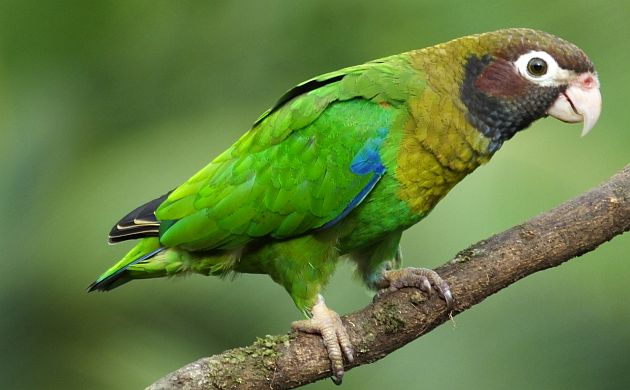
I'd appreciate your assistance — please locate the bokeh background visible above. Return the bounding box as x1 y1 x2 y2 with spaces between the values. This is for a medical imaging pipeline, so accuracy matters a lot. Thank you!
2 1 629 389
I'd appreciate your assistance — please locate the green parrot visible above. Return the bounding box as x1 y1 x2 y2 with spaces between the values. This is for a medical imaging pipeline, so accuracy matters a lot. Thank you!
89 28 601 382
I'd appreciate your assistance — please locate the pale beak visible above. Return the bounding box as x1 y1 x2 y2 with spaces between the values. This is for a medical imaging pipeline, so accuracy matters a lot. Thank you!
546 72 602 136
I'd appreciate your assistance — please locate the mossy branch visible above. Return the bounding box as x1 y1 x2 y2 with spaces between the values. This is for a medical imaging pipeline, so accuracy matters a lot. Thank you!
146 164 630 390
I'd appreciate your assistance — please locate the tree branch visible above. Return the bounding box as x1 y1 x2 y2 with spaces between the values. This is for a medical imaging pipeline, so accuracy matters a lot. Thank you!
147 164 630 390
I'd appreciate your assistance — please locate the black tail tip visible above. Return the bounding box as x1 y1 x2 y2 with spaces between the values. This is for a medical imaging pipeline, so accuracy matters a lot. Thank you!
86 280 106 292
86 276 131 292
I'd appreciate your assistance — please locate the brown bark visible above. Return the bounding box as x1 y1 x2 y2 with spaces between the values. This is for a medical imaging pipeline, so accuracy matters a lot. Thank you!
147 164 630 390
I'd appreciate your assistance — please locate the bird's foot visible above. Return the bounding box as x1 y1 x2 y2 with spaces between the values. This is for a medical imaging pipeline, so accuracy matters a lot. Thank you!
375 267 453 309
292 295 354 385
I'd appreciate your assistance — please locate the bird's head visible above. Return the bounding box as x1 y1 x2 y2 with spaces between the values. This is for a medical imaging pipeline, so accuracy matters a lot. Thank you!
451 29 601 152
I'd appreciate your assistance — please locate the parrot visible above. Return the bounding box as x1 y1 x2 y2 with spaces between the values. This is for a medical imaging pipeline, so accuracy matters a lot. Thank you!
89 28 601 383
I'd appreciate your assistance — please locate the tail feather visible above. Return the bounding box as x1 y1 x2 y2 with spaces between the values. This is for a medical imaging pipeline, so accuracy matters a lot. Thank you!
88 238 164 292
108 192 171 244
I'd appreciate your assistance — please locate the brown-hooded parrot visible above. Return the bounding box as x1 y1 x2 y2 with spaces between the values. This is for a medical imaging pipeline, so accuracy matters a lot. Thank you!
89 29 602 382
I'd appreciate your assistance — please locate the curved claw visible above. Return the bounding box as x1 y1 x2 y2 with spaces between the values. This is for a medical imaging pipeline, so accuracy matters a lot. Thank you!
377 267 454 309
442 288 454 310
292 295 354 384
420 278 433 295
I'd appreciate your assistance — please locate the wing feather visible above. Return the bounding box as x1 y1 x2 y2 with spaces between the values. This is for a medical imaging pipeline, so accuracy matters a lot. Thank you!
114 54 425 251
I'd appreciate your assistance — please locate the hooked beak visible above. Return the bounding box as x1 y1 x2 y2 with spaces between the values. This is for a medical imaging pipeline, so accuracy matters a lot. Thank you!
546 72 602 136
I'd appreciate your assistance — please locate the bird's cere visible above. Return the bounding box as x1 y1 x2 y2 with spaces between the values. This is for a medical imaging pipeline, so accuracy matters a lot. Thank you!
546 72 601 136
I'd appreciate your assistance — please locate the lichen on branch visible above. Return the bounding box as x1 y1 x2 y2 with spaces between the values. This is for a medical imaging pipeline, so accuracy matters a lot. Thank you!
147 164 630 390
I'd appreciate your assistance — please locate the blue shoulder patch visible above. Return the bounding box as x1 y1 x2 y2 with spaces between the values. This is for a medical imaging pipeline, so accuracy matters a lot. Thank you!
318 128 388 230
350 127 388 175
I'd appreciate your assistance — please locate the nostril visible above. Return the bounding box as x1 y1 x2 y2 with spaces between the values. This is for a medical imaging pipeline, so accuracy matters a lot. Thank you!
583 76 594 88
579 74 597 89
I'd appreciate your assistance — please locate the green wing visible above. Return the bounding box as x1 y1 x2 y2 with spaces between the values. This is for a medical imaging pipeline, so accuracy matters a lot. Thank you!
153 54 425 251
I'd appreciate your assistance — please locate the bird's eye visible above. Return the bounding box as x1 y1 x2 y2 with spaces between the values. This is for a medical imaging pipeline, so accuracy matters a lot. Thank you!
515 51 561 86
527 58 548 77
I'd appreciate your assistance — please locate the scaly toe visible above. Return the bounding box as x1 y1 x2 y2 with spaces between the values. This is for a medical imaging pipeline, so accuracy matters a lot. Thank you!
291 295 354 384
378 267 453 309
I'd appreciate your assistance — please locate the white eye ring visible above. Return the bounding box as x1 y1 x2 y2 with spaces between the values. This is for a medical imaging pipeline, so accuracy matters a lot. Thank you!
514 51 568 87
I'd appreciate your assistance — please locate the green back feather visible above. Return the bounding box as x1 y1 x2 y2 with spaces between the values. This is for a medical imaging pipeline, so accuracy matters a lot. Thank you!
154 55 426 251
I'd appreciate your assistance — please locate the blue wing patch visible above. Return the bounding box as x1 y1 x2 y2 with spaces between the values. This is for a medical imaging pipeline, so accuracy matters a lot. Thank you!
318 128 388 230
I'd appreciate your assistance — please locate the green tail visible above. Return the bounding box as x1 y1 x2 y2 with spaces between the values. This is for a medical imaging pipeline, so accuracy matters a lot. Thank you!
87 238 165 291
87 237 240 292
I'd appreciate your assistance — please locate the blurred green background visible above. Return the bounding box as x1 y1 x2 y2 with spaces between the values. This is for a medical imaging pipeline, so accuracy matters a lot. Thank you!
2 1 629 389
